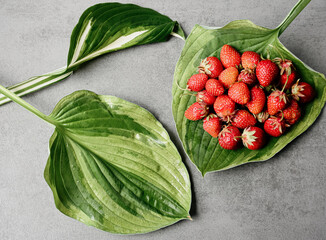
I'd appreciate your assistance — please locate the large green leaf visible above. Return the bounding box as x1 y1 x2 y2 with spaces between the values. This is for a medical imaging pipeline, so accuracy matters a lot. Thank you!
0 2 184 105
172 0 326 175
0 87 191 234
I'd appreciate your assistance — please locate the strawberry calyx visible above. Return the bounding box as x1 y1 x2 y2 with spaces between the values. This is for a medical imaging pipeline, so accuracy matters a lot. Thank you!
198 58 212 76
218 125 229 138
196 90 216 105
235 64 242 71
273 58 294 76
278 99 301 126
220 111 236 123
271 89 288 104
278 111 284 121
256 111 269 123
219 125 238 141
242 127 258 148
291 79 306 101
240 68 254 76
203 113 222 138
204 113 218 122
185 102 209 121
270 116 284 134
198 102 209 117
238 68 256 85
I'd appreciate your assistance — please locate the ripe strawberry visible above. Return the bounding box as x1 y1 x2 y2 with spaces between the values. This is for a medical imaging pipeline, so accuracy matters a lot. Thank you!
185 102 209 121
267 90 288 115
213 95 236 122
187 73 208 92
203 114 222 138
241 51 261 69
242 126 266 150
273 58 294 76
219 67 239 89
256 60 280 87
280 70 297 90
198 56 224 78
238 68 257 86
218 125 241 150
277 99 301 125
228 82 250 105
205 79 224 96
232 110 257 129
256 111 270 123
246 85 266 114
220 45 241 68
196 90 216 105
291 80 315 103
264 117 286 137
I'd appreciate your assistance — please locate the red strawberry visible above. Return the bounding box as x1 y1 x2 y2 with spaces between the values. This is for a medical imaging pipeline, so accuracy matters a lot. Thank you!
256 111 270 123
256 60 280 87
232 110 257 129
185 102 209 121
187 73 208 92
228 82 250 105
241 51 261 69
220 45 241 68
205 79 224 96
277 99 301 125
218 125 241 150
238 68 257 86
280 70 297 90
291 80 315 103
246 85 266 114
219 67 239 89
213 95 236 122
264 117 286 137
196 90 216 105
198 56 223 78
267 90 288 115
273 58 294 76
203 114 222 138
242 126 266 150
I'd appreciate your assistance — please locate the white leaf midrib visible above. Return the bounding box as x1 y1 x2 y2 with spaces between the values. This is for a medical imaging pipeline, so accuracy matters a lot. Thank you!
68 20 149 68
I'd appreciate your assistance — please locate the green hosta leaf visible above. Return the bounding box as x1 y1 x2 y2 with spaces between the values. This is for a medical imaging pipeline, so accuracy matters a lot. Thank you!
0 3 184 105
0 85 191 234
172 0 326 175
44 91 191 234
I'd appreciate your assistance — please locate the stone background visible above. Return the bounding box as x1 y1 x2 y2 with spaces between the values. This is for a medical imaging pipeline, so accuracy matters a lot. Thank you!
0 0 325 239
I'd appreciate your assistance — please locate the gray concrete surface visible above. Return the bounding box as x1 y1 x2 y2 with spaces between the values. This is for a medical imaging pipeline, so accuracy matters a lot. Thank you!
1 0 325 239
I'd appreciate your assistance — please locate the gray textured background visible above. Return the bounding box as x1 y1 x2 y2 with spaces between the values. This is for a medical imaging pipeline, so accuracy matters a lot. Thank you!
1 0 325 239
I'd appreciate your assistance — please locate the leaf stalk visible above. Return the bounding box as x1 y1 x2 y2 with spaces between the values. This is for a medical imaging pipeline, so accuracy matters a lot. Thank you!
276 0 311 37
0 84 57 126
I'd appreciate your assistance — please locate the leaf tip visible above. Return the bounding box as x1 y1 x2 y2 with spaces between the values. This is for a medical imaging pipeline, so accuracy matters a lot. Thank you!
172 22 186 40
200 170 207 177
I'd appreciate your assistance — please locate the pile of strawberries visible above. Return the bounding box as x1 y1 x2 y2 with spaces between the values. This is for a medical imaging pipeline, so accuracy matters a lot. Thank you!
183 45 315 150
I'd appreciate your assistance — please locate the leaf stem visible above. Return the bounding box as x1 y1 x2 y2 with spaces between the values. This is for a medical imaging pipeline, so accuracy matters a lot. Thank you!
0 67 73 106
0 84 58 126
276 0 311 37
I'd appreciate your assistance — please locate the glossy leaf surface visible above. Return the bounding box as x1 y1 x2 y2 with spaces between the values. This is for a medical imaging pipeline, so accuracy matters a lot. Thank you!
0 3 184 105
172 0 326 175
44 91 191 234
0 84 191 234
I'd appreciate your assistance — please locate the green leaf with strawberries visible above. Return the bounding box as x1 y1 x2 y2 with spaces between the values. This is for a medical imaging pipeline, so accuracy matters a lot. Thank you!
172 0 326 175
